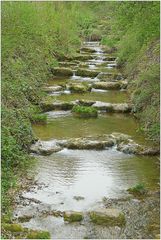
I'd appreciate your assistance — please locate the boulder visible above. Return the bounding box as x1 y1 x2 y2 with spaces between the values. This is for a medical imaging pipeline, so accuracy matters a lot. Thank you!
89 208 125 226
51 67 73 76
76 68 100 78
64 211 83 222
92 81 121 90
73 196 85 201
68 83 91 93
30 140 62 155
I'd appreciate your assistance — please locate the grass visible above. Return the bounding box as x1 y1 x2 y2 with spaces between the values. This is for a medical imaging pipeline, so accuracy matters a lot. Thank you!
72 105 98 118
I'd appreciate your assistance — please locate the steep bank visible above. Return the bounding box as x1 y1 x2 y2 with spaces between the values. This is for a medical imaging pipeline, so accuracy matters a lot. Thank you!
100 2 160 142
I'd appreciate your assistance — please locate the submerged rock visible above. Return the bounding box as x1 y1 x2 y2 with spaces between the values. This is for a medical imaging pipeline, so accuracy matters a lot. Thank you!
73 196 85 201
30 140 62 155
51 67 73 76
76 68 100 78
64 211 83 222
89 208 126 226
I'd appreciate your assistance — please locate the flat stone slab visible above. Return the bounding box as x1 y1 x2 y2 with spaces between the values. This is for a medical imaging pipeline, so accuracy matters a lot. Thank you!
89 208 126 226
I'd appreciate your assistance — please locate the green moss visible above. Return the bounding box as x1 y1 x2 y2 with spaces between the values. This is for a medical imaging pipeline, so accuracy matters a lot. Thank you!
27 230 51 239
3 223 24 232
72 105 98 118
64 212 83 222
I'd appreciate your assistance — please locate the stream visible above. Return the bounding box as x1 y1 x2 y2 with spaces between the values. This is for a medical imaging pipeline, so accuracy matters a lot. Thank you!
14 41 160 239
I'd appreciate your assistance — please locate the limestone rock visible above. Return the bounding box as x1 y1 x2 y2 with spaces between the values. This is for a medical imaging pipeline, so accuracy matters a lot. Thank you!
89 208 126 226
30 140 62 155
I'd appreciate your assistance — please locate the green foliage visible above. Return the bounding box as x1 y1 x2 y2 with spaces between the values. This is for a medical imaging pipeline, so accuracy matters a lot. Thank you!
128 183 147 196
31 113 47 124
72 105 98 118
101 2 160 142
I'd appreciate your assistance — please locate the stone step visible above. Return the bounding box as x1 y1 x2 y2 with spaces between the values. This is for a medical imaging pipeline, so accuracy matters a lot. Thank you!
30 133 159 156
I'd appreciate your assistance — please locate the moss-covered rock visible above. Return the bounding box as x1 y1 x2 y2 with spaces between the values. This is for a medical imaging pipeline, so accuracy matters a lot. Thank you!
64 211 83 222
98 72 123 81
51 67 73 76
27 230 51 239
92 81 121 90
69 83 91 93
72 105 98 118
89 208 126 227
76 68 100 78
41 100 75 111
3 223 24 232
